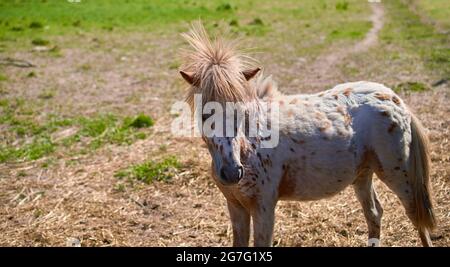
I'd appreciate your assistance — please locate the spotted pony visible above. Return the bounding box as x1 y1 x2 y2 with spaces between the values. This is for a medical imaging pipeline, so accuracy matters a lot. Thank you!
179 22 436 247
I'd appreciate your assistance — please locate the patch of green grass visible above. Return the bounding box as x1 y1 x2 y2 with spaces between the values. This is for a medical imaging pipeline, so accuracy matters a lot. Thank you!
78 114 117 138
73 113 153 149
0 136 55 162
29 21 43 29
233 17 270 36
27 71 36 78
168 61 180 70
31 38 49 46
328 21 372 40
336 1 349 11
216 3 234 12
0 0 243 40
38 89 55 99
123 114 154 129
114 183 126 192
229 19 239 27
10 26 24 32
416 0 450 29
393 82 429 93
22 136 55 160
114 156 181 184
382 0 450 77
0 0 372 52
249 17 264 26
0 98 154 162
17 170 27 177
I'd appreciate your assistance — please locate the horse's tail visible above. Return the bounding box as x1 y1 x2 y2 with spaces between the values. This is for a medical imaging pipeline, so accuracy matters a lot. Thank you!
409 113 436 246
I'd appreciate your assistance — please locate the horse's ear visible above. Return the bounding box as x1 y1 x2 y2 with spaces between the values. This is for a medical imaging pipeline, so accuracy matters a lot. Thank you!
242 67 261 81
180 70 195 85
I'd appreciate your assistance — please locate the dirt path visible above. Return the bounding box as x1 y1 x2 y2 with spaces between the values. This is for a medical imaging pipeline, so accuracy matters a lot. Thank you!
303 2 385 90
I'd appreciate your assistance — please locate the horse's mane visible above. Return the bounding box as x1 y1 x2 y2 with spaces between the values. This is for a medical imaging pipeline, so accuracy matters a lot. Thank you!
181 22 281 108
181 22 259 107
253 74 281 100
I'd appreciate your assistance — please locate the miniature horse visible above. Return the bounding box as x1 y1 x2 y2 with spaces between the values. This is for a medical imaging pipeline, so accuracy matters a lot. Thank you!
178 23 435 247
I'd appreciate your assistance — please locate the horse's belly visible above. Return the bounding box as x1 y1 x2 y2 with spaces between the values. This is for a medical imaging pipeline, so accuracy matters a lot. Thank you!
278 156 356 201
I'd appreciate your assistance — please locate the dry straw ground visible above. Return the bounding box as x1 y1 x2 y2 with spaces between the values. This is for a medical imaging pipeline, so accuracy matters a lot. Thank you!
0 0 448 246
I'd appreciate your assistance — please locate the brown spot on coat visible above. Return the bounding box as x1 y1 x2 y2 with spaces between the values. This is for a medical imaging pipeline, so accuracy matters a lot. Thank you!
315 111 327 120
343 88 352 97
380 111 389 117
287 109 294 117
319 122 332 132
289 98 298 105
318 93 324 97
291 137 305 144
374 93 391 101
392 96 401 105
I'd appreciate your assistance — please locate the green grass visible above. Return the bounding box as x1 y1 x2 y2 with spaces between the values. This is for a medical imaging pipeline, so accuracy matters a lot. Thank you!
0 136 55 162
0 0 372 52
328 21 372 41
0 98 155 163
31 37 49 46
123 114 154 129
38 89 55 99
381 0 450 78
416 0 450 29
114 156 181 184
0 0 243 38
393 81 429 93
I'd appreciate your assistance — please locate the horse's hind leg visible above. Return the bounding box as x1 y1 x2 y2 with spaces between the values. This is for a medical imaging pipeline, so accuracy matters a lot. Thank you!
353 169 383 247
375 168 433 247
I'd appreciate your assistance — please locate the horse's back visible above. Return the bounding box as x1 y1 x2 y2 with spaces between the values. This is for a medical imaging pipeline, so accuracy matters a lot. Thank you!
276 81 413 200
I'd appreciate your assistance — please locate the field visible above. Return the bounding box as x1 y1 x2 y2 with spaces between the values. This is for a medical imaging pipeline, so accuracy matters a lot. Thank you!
0 0 449 246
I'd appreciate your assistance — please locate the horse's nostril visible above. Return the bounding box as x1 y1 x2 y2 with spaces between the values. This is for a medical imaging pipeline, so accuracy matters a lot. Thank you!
238 166 244 179
220 167 227 181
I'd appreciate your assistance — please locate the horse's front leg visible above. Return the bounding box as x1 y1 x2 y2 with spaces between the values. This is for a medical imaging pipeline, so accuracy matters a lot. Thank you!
252 202 276 247
227 200 250 247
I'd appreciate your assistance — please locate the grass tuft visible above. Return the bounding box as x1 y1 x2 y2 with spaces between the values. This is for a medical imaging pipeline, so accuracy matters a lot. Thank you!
124 114 154 129
29 21 43 29
336 1 349 11
31 38 49 46
114 156 181 184
393 82 429 93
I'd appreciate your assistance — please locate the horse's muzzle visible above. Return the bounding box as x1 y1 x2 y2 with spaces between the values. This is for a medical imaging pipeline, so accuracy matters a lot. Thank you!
219 165 244 185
